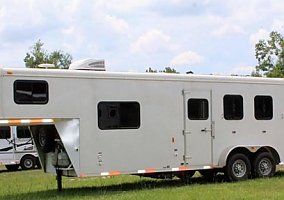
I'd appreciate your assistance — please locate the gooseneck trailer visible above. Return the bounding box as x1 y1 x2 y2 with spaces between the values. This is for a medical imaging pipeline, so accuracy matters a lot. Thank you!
0 67 283 190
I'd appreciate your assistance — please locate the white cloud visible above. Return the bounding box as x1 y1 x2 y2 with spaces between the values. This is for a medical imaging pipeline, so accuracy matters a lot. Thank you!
1 0 284 75
64 0 80 16
130 30 173 54
249 29 270 46
0 7 6 32
103 15 130 35
61 25 84 53
4 0 44 25
230 64 254 75
272 19 284 33
93 0 153 13
212 24 245 37
170 51 204 66
211 1 284 38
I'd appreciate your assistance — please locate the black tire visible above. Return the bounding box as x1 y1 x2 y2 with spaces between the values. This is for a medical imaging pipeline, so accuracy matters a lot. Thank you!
37 125 56 153
252 152 276 178
5 164 19 171
20 155 36 170
226 153 251 182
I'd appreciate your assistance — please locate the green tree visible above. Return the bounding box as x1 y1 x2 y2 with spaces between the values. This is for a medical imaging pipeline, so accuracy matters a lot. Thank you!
254 31 284 77
24 40 48 68
146 67 157 73
146 67 179 73
24 40 72 69
48 50 72 69
161 67 179 73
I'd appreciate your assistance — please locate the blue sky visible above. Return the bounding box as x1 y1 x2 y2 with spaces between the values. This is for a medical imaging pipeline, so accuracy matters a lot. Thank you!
0 0 284 75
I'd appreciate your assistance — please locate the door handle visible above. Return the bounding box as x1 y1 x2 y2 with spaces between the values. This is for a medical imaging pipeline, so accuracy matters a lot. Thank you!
201 128 211 133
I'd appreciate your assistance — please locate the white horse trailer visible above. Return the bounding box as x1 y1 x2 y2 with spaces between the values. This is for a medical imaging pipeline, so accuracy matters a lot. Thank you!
0 68 283 190
0 125 39 170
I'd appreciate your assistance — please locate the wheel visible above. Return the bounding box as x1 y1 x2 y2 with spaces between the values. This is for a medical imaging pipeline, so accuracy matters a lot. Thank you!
199 169 216 182
252 152 276 178
20 155 36 170
5 164 19 171
37 125 56 153
226 153 251 181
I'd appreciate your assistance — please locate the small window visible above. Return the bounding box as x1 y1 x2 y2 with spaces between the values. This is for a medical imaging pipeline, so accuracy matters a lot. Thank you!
98 102 140 130
188 99 209 120
17 126 31 138
224 95 243 120
14 80 48 104
0 126 11 139
254 96 273 120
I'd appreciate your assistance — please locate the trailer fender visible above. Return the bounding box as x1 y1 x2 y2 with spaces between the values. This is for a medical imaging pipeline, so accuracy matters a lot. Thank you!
218 145 263 167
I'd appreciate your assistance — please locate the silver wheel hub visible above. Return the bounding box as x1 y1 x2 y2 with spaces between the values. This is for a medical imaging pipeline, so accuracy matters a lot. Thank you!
259 158 272 176
24 159 32 168
232 159 246 177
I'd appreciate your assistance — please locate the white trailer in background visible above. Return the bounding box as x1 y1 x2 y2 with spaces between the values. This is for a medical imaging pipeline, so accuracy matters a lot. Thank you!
0 67 283 190
0 126 39 170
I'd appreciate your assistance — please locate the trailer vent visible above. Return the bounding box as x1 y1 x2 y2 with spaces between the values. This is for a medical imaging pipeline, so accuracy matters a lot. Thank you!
69 59 106 71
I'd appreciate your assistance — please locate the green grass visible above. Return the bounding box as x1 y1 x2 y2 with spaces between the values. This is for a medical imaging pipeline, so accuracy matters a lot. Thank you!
1 167 284 200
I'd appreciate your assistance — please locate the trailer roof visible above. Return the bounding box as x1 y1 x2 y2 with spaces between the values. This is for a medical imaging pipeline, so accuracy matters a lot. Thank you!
1 68 284 85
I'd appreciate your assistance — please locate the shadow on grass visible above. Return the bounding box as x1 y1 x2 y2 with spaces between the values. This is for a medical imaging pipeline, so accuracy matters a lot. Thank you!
0 162 41 174
3 171 284 200
274 170 284 178
0 167 41 174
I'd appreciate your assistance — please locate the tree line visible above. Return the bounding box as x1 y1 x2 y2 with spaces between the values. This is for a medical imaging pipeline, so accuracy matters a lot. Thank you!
24 31 284 77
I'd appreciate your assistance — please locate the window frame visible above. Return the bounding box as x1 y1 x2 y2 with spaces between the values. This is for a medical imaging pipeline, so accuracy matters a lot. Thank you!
187 98 209 120
98 101 141 130
14 80 49 105
223 94 244 120
254 95 273 120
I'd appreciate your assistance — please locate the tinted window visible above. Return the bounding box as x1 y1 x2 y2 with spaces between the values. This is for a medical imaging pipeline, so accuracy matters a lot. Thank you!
14 80 48 104
254 96 273 120
188 99 209 120
0 126 11 139
17 126 31 138
224 95 243 120
98 102 140 130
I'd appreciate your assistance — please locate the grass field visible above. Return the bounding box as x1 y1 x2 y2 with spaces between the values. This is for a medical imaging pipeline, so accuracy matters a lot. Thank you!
1 167 284 200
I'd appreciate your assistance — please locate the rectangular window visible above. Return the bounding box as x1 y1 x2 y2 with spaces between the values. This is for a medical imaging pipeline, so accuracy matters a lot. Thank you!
17 126 31 138
188 99 209 120
254 96 273 120
223 95 243 120
98 102 140 130
14 80 48 104
0 126 11 139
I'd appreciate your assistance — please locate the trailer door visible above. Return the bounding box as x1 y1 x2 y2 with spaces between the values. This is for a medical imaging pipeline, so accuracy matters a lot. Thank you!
183 90 212 167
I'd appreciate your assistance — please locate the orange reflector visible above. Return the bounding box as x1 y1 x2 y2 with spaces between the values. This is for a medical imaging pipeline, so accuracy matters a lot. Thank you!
109 171 121 176
145 168 157 173
179 166 189 171
7 119 21 125
6 70 13 75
